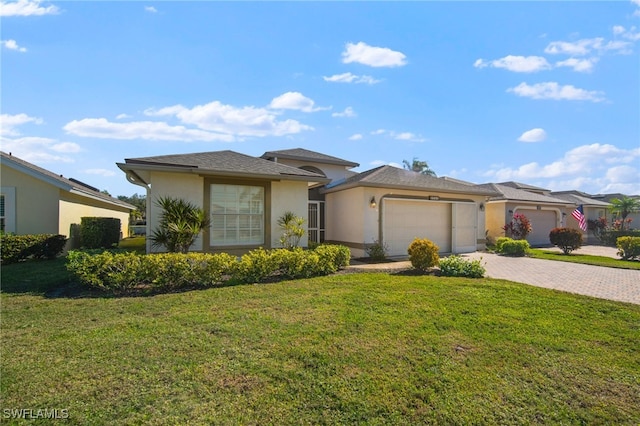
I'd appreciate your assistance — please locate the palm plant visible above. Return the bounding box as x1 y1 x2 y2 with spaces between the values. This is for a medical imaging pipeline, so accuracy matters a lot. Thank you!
609 196 640 221
402 157 436 176
277 211 305 249
150 197 210 253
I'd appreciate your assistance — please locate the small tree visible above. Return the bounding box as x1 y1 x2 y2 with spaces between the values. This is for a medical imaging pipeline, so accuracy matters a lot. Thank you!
502 213 532 240
402 157 436 177
150 197 210 253
278 211 305 249
549 227 583 255
609 196 640 228
407 238 439 271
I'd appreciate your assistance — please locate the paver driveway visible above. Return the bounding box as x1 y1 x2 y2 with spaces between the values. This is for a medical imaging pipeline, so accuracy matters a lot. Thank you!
349 246 640 305
463 251 640 305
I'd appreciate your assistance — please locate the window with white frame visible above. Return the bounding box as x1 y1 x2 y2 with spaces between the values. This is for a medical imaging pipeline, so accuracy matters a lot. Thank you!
210 184 264 245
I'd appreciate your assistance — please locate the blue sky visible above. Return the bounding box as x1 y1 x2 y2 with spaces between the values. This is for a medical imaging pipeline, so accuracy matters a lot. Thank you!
2 0 639 197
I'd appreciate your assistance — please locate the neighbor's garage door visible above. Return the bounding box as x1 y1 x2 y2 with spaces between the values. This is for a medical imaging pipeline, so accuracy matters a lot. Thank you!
383 199 452 256
522 209 558 246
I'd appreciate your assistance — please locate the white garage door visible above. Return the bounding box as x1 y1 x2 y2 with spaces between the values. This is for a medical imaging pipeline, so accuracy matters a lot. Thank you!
383 199 452 256
521 209 558 246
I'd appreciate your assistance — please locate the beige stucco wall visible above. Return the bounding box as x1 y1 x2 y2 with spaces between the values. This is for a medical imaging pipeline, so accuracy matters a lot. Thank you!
326 186 487 257
59 192 131 248
147 171 204 253
484 202 506 244
270 180 310 248
1 166 59 235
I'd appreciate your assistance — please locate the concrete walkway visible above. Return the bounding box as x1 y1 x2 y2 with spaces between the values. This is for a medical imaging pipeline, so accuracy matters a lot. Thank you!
349 246 640 305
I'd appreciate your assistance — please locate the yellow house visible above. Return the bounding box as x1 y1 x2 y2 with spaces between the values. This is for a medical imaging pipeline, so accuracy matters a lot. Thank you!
1 151 134 248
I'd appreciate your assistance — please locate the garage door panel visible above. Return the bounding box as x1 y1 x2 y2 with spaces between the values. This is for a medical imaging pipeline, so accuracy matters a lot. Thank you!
521 209 557 246
384 200 451 256
453 203 477 253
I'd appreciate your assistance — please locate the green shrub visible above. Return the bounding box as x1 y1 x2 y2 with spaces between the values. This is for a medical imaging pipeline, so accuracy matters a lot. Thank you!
496 238 530 257
616 236 640 261
407 238 439 271
549 227 583 255
80 217 121 249
67 244 352 292
599 230 640 247
1 234 67 264
439 255 486 278
365 239 388 261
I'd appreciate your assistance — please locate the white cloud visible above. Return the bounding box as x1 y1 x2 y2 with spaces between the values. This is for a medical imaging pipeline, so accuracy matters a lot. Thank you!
0 0 59 16
0 136 76 163
83 168 116 177
342 42 407 68
145 99 313 137
555 57 599 72
323 72 381 84
144 6 157 13
482 143 640 194
544 37 632 56
507 82 605 102
518 128 547 143
614 25 640 41
0 113 43 136
116 113 131 119
269 92 328 113
474 55 552 72
370 129 386 135
393 132 425 142
1 39 27 52
64 118 236 142
332 107 356 118
348 133 363 141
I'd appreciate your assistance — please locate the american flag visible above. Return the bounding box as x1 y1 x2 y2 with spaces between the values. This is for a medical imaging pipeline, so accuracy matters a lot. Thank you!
571 204 587 231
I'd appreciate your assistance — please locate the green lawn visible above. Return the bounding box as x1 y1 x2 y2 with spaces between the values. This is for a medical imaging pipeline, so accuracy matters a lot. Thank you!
2 260 639 424
528 248 640 270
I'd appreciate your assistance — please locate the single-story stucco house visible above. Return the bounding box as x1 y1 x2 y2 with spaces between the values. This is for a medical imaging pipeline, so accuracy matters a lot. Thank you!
550 190 611 243
118 148 499 257
479 181 575 247
1 151 134 249
591 192 640 228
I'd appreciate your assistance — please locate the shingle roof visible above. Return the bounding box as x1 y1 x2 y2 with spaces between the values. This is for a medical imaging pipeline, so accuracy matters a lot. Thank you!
322 165 499 196
122 150 327 180
497 181 550 192
478 183 570 204
261 148 359 168
550 191 611 207
1 151 135 209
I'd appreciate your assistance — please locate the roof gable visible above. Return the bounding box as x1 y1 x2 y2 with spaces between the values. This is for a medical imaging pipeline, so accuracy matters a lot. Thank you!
324 165 499 196
122 150 328 181
261 148 359 168
1 151 135 209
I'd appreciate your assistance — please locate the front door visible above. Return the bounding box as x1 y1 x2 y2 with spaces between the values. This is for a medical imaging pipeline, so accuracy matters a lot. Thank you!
308 201 325 244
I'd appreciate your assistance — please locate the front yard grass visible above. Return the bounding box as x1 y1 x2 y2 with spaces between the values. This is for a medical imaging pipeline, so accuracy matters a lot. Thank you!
528 248 640 270
1 264 639 424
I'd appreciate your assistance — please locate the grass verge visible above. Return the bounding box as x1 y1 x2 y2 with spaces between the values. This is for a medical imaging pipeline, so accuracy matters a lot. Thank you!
2 270 639 424
528 248 640 270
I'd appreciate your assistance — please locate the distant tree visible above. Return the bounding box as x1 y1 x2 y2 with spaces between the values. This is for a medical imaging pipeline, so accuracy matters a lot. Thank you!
609 196 640 221
402 157 436 176
118 194 147 223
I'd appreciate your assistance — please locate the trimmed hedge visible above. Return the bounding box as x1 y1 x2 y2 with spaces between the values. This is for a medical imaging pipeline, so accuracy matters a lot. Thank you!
66 244 351 293
439 255 486 278
1 234 67 264
549 227 583 255
80 217 121 249
616 236 640 261
495 237 529 257
598 230 640 247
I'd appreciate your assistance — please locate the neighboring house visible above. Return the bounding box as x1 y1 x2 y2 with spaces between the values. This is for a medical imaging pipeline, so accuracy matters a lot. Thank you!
321 166 499 257
479 182 574 247
117 150 329 255
550 190 611 243
1 151 134 249
591 193 640 229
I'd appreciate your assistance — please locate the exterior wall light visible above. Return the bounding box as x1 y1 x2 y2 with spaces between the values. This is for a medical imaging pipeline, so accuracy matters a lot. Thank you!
479 203 485 211
369 196 377 208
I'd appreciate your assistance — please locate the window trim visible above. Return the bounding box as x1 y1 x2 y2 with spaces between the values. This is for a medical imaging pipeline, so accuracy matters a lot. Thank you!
0 187 16 233
203 178 271 251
